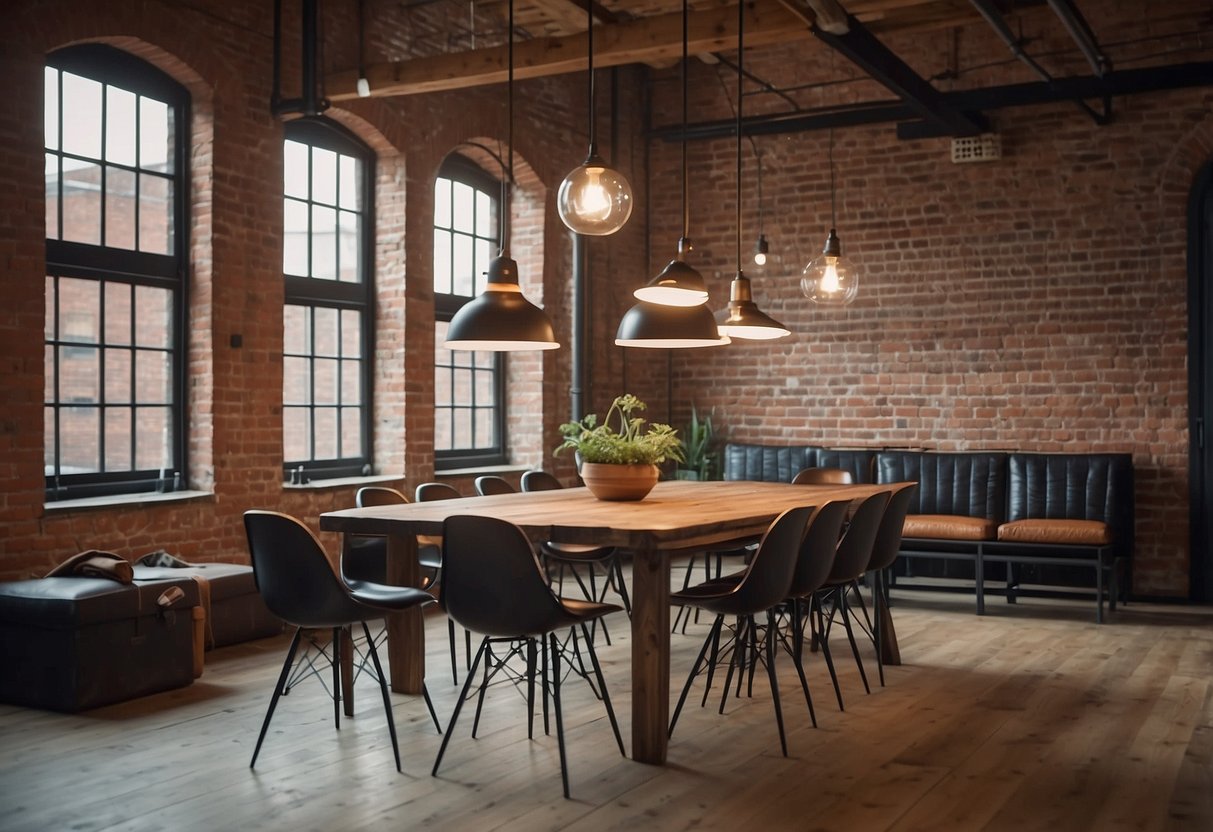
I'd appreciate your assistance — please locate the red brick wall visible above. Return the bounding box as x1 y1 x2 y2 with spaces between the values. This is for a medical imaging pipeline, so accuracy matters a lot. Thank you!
649 0 1212 596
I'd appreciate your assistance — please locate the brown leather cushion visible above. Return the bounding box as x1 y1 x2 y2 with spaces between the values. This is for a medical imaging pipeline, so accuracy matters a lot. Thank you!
997 519 1111 545
902 514 997 541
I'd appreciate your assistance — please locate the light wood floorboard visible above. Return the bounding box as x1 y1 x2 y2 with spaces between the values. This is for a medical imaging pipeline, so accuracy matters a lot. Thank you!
1 572 1210 832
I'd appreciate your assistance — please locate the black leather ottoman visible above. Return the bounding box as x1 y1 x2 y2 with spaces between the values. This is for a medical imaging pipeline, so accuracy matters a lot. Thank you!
0 576 200 712
133 563 282 648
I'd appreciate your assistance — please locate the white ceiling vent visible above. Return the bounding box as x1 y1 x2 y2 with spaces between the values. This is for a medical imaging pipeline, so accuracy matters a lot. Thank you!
951 134 1002 163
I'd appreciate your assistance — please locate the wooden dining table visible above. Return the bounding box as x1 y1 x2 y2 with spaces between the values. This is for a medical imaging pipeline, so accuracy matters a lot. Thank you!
319 478 902 765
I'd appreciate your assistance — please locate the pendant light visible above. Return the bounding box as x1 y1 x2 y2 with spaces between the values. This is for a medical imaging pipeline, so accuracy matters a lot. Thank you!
557 3 632 236
801 130 859 306
715 0 789 341
752 153 768 266
631 0 709 307
445 0 559 351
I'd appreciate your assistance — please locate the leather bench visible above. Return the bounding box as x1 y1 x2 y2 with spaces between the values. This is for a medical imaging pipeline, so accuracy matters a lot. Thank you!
133 562 282 649
0 576 200 711
723 444 876 483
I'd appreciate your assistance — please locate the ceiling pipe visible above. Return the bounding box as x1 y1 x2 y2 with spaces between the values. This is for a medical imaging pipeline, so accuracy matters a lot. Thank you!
1047 0 1111 78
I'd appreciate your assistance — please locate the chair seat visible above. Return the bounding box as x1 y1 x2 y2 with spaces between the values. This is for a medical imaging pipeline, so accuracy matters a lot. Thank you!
672 572 745 601
345 579 436 611
542 541 614 561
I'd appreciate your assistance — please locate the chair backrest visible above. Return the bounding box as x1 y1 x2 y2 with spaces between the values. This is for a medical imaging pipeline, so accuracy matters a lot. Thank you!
787 499 850 598
474 475 515 496
726 506 814 614
792 467 854 485
865 483 917 573
416 482 462 502
521 470 563 492
827 491 890 584
441 515 567 637
243 510 359 628
356 485 408 508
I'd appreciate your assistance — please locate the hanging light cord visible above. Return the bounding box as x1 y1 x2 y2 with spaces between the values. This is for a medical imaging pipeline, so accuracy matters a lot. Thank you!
586 1 596 154
756 151 763 237
501 0 514 255
828 128 837 229
735 0 743 271
680 0 689 242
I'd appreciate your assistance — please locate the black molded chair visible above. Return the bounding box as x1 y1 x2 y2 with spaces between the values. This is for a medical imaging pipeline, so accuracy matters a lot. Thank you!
855 482 916 687
431 514 625 798
815 491 890 704
668 505 813 756
792 467 855 485
414 481 473 684
473 475 515 496
243 510 440 771
521 470 631 632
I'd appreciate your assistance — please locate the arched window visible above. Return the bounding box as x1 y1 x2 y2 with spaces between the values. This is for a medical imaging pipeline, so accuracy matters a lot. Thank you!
43 44 189 500
433 154 506 468
282 119 373 481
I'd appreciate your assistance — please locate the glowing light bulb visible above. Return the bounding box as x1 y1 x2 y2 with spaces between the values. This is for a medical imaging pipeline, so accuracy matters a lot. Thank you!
574 167 612 222
819 257 840 294
558 156 633 236
801 228 859 306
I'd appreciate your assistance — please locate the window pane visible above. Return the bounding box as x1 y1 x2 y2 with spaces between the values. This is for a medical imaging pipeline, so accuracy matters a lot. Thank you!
283 356 310 405
341 407 362 458
312 146 337 205
453 234 473 297
283 407 310 463
474 238 492 294
105 167 137 250
61 72 102 159
104 407 132 471
475 368 494 402
475 408 494 448
44 346 55 403
134 285 171 347
311 204 336 279
284 140 309 199
105 282 131 345
61 160 101 244
135 350 171 403
105 349 131 402
105 86 137 167
338 154 359 210
340 309 361 358
59 277 99 342
474 348 495 369
283 198 309 275
341 359 361 404
44 67 59 151
453 368 471 409
314 306 338 356
60 406 99 473
284 305 308 355
475 190 493 236
314 407 338 459
434 178 451 228
45 153 60 239
138 174 172 254
433 229 451 294
434 410 451 451
139 97 170 172
452 181 474 233
44 407 56 474
452 408 471 449
337 210 359 282
134 406 170 470
314 357 338 405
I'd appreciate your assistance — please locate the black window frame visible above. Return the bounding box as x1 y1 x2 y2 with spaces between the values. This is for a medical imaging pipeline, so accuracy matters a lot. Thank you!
43 44 189 501
434 154 507 470
281 118 375 482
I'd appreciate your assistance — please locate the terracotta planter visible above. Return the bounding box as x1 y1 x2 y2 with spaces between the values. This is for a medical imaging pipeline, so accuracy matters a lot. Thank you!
579 462 660 501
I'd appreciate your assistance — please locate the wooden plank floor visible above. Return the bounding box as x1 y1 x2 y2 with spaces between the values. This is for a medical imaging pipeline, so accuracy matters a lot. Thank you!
1 573 1211 832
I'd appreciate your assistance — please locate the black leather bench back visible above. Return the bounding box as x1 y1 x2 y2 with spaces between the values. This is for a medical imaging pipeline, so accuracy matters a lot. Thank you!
877 451 1008 523
815 448 876 483
1007 453 1135 559
723 443 819 483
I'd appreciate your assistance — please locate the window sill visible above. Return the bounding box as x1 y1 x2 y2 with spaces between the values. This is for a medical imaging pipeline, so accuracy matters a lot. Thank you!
435 464 530 478
283 473 404 491
44 489 215 514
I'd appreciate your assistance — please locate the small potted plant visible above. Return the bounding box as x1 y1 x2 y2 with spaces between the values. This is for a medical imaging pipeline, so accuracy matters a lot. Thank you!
555 394 684 501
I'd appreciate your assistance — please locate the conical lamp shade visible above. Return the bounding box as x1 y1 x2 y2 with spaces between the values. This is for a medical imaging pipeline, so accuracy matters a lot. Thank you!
633 255 709 307
615 300 730 348
444 253 559 351
715 272 789 340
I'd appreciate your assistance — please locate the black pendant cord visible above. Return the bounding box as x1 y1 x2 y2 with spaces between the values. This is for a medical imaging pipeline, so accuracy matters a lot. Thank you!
680 0 689 242
755 152 763 239
587 2 596 155
735 0 743 271
502 0 514 256
828 127 837 229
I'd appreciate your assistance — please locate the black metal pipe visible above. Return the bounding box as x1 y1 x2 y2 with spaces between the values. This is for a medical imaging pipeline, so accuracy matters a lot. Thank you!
271 0 282 112
1047 0 1110 77
302 0 319 116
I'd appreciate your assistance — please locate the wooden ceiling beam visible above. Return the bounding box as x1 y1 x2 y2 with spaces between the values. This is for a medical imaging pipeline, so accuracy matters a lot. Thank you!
326 0 815 100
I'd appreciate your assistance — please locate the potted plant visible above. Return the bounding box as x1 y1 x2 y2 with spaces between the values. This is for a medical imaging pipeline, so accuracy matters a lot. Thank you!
674 405 716 481
556 394 684 501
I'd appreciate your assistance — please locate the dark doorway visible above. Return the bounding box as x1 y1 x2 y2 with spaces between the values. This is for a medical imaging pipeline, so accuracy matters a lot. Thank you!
1188 159 1213 603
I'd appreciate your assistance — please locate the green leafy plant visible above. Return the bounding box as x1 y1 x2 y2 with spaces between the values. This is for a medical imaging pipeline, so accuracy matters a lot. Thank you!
556 394 685 466
676 404 717 481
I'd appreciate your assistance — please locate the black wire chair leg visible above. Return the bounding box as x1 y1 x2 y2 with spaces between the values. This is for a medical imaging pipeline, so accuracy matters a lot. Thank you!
838 593 871 695
580 622 625 757
699 615 724 708
471 641 494 738
331 627 342 730
612 555 632 613
447 617 458 686
765 609 788 757
526 637 537 740
671 615 722 737
816 595 845 711
360 621 403 771
541 634 551 735
787 604 818 727
549 631 570 800
720 616 747 715
250 627 304 768
432 637 488 777
873 576 886 687
745 616 759 699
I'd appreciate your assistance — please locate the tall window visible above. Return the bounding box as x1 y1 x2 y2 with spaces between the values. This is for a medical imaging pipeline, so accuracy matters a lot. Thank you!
282 120 373 481
433 155 505 469
43 45 188 500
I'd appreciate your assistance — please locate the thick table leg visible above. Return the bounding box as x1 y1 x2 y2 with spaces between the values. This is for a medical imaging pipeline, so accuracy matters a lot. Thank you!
630 548 671 764
386 532 425 694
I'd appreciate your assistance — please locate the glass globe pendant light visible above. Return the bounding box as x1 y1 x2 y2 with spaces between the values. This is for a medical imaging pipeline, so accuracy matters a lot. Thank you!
801 130 859 306
557 3 632 236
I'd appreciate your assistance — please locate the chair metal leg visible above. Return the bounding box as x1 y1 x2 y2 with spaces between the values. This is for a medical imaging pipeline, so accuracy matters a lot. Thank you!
815 594 845 711
699 614 724 708
765 609 788 757
838 593 871 695
331 627 342 730
549 631 570 800
788 602 818 727
526 638 537 740
720 616 747 715
361 621 402 771
471 641 493 738
670 615 722 737
250 627 304 768
433 637 488 777
448 617 458 685
873 577 886 687
579 622 625 757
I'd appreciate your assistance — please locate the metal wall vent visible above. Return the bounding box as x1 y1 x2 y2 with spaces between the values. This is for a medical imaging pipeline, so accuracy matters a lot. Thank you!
951 134 1002 163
